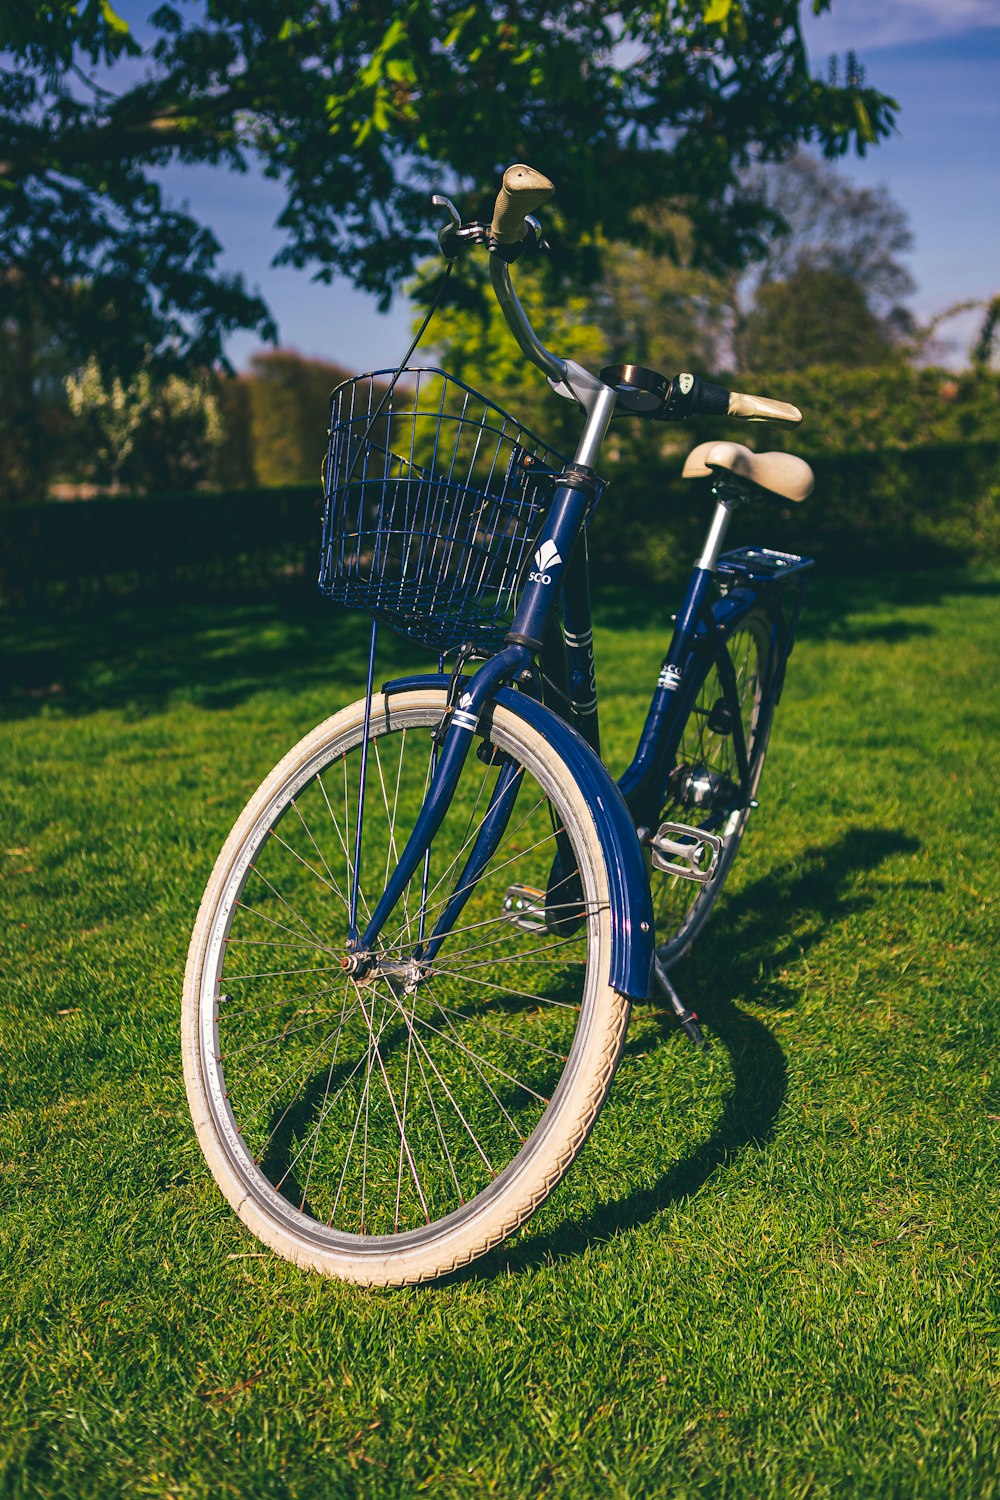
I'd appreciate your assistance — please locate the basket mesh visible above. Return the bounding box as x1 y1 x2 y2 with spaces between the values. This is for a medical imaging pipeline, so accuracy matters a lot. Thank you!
318 368 569 655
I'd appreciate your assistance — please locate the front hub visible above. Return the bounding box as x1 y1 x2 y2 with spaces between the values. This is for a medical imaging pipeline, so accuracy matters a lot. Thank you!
340 952 429 995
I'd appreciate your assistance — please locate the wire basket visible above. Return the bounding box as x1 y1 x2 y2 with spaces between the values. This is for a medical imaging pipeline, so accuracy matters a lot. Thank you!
318 368 570 656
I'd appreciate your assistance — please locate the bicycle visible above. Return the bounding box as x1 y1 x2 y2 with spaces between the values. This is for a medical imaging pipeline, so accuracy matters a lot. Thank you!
182 165 815 1286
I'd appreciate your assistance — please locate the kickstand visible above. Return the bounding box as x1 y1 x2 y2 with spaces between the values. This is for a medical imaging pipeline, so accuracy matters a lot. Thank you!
652 953 707 1050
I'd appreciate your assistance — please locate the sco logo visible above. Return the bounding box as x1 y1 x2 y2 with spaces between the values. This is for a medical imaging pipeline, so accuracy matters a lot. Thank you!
530 540 562 586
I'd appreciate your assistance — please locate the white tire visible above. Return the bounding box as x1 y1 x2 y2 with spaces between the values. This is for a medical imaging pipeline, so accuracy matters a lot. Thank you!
183 689 630 1285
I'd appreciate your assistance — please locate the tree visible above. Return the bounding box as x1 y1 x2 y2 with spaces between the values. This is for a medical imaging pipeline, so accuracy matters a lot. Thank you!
421 203 733 455
424 151 917 416
65 357 224 492
241 350 354 487
730 150 916 371
971 296 1000 371
741 265 897 370
0 1 897 375
578 209 733 375
0 310 74 502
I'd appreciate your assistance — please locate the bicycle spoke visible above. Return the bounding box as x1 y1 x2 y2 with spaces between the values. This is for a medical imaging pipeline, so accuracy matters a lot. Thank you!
233 900 337 954
417 747 497 912
221 963 346 983
428 966 581 1013
372 731 413 949
197 692 608 1254
406 1000 549 1106
392 820 563 939
394 986 420 1229
427 908 595 967
392 1007 499 1175
221 982 345 1022
432 933 589 978
316 767 374 927
421 990 567 1062
354 984 430 1224
239 1002 360 1139
401 1013 465 1206
285 985 355 1207
268 823 350 911
413 788 549 922
221 1005 351 1062
423 987 526 1142
242 867 330 952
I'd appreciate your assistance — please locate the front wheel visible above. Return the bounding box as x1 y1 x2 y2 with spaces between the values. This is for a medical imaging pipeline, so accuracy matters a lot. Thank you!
182 689 629 1285
652 610 776 965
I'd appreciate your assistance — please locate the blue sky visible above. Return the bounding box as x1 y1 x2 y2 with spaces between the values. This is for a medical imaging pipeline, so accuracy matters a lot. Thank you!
800 0 1000 362
121 1 1000 371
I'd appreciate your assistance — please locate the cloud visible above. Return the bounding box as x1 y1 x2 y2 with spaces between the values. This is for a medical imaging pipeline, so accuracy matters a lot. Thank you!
803 0 1000 54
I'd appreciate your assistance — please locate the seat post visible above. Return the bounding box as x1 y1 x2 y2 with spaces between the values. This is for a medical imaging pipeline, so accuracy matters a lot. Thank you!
695 484 744 572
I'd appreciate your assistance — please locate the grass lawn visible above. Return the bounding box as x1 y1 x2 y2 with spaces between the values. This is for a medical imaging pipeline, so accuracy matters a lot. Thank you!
1 568 998 1497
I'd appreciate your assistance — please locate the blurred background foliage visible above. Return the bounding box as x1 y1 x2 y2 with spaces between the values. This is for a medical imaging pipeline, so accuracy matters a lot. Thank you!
3 151 997 510
0 4 996 592
0 0 897 373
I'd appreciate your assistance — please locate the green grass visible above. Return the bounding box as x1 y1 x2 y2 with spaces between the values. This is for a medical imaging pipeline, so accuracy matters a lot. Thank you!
1 570 998 1498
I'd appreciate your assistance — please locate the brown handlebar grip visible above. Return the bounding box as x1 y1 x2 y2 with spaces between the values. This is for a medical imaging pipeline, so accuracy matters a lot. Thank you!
727 391 802 424
490 164 555 244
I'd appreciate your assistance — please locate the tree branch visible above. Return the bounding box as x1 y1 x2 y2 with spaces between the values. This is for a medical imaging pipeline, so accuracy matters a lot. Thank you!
0 91 248 180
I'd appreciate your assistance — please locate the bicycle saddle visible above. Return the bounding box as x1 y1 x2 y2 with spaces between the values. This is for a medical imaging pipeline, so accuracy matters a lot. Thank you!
682 441 814 503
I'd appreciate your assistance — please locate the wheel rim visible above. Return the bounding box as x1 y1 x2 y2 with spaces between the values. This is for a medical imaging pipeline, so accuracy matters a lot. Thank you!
651 617 770 955
196 701 607 1250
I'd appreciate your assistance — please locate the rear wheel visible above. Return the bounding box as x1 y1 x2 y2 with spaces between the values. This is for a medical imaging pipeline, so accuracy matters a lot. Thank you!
183 689 628 1285
652 611 775 965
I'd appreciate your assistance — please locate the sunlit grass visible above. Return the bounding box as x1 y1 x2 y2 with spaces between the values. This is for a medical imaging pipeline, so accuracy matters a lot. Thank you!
1 568 998 1498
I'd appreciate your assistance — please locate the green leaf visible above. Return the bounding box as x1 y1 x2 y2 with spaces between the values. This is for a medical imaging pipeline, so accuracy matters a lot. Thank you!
0 0 902 360
443 5 477 51
99 1 131 37
854 97 874 142
386 57 417 86
380 17 408 53
359 18 409 86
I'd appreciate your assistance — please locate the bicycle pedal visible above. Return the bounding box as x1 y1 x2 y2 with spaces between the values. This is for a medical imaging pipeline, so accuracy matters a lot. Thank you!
649 822 723 883
502 884 549 933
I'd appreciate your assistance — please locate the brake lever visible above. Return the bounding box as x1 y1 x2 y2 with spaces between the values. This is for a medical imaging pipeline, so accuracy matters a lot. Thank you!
432 195 547 262
432 194 461 255
523 214 549 252
430 194 484 259
432 193 461 228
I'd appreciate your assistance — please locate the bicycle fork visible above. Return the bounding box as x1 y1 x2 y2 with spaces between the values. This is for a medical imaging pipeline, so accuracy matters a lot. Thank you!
342 643 532 974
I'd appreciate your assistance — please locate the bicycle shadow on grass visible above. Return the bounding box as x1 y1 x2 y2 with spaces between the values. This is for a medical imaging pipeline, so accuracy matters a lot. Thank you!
457 823 921 1283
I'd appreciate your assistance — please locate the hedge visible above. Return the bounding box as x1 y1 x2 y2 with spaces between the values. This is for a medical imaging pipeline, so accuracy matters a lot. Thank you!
1 441 997 605
0 482 322 602
592 439 1000 581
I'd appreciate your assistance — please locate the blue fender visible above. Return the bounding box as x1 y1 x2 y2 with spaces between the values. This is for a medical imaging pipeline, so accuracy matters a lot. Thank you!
493 686 653 1001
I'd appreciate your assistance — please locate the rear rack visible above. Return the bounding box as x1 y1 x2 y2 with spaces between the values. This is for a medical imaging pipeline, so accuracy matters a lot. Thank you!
716 545 815 586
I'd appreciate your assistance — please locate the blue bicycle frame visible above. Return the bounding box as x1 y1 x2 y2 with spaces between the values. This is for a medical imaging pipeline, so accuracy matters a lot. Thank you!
344 258 812 1006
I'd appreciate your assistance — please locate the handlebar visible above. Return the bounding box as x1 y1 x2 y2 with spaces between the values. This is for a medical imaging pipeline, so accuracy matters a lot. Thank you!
433 165 803 428
490 164 555 244
600 364 802 425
